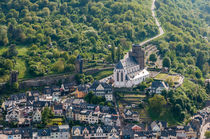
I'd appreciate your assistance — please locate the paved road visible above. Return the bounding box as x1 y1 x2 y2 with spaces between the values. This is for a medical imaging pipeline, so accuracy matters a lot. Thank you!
140 0 164 46
123 0 164 60
200 122 210 139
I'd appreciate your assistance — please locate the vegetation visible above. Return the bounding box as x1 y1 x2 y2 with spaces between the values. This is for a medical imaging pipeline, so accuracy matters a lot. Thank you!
149 53 157 62
148 94 167 117
205 131 210 139
0 0 158 82
84 92 112 107
41 107 54 127
92 69 113 80
154 0 209 80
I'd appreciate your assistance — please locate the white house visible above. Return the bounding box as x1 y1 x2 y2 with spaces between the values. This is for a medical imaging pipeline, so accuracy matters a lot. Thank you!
32 109 42 123
149 81 169 94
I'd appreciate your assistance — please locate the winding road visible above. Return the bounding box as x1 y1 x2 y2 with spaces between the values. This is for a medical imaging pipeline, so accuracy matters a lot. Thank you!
123 0 164 60
101 0 164 83
140 0 164 46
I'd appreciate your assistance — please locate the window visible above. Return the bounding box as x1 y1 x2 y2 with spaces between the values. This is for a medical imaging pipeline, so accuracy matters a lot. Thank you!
117 72 119 81
121 72 123 81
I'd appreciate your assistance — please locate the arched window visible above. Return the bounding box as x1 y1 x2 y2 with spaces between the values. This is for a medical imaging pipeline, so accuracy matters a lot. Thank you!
121 72 123 82
117 72 119 81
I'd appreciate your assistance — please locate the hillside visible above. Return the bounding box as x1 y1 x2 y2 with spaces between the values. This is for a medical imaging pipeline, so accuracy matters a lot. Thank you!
0 0 158 81
153 0 209 80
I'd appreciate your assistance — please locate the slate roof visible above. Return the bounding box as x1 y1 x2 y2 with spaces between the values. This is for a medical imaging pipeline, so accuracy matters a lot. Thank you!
33 101 51 108
54 104 63 110
78 84 88 92
21 128 33 138
43 86 52 94
115 57 138 69
10 93 26 100
151 81 169 89
89 81 112 91
37 129 50 136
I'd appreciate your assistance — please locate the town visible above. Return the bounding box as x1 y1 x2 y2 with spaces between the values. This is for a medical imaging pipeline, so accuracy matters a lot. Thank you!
0 0 209 138
0 44 209 139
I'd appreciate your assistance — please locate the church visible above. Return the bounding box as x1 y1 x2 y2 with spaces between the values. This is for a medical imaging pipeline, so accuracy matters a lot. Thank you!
114 44 149 88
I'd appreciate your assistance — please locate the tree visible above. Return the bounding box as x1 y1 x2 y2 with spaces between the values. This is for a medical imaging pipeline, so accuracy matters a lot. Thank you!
196 51 205 70
84 92 94 103
149 94 167 117
166 78 174 87
111 45 116 63
116 45 122 61
0 25 9 46
163 57 171 68
3 44 18 58
205 131 210 139
52 60 65 73
42 107 54 126
42 7 50 16
149 54 157 62
136 82 148 91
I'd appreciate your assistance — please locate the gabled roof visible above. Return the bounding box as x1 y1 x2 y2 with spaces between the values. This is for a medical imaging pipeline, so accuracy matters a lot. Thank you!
89 81 112 91
151 81 169 89
54 104 63 110
115 57 138 70
37 129 50 136
43 87 52 94
10 93 26 100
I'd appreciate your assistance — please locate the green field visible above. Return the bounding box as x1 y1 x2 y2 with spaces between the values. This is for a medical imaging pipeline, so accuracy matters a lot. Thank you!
155 73 181 83
92 69 113 80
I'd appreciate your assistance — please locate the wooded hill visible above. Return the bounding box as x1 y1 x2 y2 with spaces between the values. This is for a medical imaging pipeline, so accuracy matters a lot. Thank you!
0 0 158 81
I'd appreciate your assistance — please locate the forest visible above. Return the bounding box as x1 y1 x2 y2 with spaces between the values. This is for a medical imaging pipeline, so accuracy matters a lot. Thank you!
154 0 209 80
0 0 158 81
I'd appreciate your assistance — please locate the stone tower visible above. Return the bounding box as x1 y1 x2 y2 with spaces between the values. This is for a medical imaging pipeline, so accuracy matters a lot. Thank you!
75 55 83 73
129 44 145 69
10 71 19 84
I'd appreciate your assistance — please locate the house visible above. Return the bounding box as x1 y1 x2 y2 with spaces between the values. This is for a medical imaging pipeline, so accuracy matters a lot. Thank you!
57 125 70 139
53 104 63 116
21 128 33 139
149 81 169 94
9 93 26 103
132 125 144 132
32 109 42 123
89 81 113 101
72 126 83 138
33 101 51 110
74 85 88 98
71 126 120 139
2 128 22 139
123 109 139 122
6 108 20 122
150 121 167 132
37 129 51 139
87 112 99 124
114 44 150 88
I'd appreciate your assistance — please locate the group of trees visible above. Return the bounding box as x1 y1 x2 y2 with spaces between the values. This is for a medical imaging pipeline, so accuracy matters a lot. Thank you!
84 92 112 107
0 0 159 80
148 79 207 122
154 0 209 81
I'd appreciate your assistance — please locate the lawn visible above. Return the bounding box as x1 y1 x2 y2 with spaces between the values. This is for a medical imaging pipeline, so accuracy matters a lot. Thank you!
0 45 28 56
155 73 181 83
47 118 63 126
14 58 27 79
124 94 146 98
92 69 113 80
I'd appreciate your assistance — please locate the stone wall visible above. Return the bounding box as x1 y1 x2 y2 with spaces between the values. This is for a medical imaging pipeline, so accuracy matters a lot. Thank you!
19 73 76 89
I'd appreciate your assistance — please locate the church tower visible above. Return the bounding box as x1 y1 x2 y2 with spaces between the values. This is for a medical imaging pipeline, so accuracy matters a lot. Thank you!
129 44 145 69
